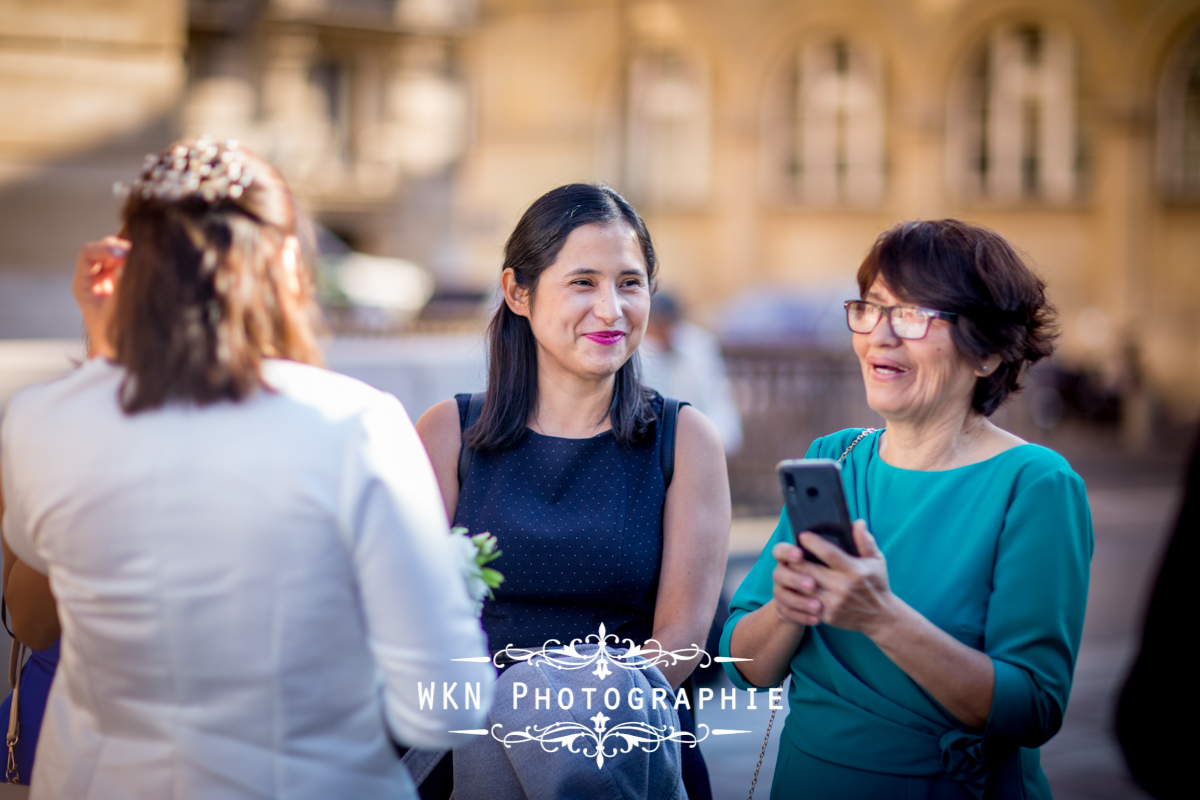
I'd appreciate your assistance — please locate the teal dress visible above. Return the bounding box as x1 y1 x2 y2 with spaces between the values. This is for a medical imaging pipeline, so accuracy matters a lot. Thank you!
719 429 1093 800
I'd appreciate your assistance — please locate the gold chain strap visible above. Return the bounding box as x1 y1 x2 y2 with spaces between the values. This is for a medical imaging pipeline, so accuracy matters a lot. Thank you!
745 701 777 800
837 428 878 464
6 640 26 784
744 427 879 799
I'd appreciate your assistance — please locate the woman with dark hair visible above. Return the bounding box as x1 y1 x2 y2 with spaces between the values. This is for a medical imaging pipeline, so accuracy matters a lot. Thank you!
721 220 1093 799
0 138 493 799
416 183 730 798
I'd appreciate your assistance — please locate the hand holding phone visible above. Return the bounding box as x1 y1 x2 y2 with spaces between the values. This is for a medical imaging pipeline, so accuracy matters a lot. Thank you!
776 459 859 566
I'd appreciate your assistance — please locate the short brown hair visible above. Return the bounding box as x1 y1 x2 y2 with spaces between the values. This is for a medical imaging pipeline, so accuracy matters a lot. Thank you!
857 219 1058 416
111 140 322 413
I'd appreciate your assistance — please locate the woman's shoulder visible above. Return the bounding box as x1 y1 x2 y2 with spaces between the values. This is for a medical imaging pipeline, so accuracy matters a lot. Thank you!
413 398 465 485
805 427 880 460
417 397 465 441
2 359 120 437
672 402 724 456
936 441 1090 518
994 442 1084 491
997 441 1073 469
263 360 414 425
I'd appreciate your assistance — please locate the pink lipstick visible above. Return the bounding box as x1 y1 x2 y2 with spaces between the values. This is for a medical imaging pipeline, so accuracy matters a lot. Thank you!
584 330 626 345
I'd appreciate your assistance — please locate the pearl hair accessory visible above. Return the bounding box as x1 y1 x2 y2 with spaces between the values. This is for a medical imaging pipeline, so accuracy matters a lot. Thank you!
114 137 254 204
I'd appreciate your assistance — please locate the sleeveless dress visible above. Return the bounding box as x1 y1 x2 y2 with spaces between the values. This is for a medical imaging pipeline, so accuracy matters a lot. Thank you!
452 392 712 800
454 393 667 651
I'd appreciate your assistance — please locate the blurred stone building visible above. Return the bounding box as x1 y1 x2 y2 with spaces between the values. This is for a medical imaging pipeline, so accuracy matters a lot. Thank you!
0 0 476 334
455 0 1200 425
2 0 1200 423
184 0 474 265
0 0 185 335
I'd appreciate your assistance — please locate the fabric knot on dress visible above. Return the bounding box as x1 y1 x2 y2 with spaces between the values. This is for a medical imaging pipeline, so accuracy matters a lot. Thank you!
939 729 988 799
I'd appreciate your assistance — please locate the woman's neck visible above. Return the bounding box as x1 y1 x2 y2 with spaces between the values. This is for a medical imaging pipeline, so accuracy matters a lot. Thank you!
529 368 616 438
878 407 1021 471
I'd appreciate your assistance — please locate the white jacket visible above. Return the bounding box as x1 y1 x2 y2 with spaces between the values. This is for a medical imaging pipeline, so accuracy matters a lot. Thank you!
2 358 494 799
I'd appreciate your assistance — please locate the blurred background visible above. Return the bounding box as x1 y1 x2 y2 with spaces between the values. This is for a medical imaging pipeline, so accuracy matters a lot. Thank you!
2 1 1199 798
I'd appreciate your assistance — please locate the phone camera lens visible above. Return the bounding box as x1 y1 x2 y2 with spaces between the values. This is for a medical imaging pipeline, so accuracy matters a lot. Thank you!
805 487 819 498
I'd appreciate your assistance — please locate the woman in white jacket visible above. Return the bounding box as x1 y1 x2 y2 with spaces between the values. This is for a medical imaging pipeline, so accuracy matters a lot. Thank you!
0 138 493 799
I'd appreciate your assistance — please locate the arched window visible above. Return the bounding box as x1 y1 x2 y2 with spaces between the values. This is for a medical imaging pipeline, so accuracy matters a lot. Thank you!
625 50 711 209
1158 27 1200 198
394 0 477 29
949 23 1078 202
792 37 885 205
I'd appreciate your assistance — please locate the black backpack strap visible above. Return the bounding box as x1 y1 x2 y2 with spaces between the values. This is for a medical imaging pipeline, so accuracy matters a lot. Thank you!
457 392 486 488
659 397 689 489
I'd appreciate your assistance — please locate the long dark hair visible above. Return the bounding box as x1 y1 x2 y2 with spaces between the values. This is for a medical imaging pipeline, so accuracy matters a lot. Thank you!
466 183 660 452
112 139 322 413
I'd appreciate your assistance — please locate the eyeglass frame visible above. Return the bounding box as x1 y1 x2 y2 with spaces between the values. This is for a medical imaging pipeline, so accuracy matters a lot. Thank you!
843 300 958 340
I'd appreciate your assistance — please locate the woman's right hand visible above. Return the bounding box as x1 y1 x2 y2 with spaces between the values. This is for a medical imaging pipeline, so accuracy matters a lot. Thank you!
771 542 822 627
72 236 129 359
726 542 815 688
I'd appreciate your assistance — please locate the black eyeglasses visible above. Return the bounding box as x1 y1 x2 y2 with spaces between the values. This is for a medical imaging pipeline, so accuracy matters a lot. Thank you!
844 300 958 340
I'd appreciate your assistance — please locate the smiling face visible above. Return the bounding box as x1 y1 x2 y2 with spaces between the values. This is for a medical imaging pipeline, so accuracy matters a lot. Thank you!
853 279 986 428
506 222 650 385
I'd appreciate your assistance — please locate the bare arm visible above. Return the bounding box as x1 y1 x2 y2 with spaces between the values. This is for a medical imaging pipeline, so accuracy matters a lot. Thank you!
414 398 462 523
651 406 731 689
796 523 994 728
0 461 60 651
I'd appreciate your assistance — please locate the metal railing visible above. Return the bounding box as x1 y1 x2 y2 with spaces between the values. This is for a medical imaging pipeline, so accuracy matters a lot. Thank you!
721 342 1059 512
723 344 882 512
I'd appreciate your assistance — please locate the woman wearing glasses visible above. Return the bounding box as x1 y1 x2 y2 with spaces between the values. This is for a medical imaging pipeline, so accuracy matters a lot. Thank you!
721 220 1092 799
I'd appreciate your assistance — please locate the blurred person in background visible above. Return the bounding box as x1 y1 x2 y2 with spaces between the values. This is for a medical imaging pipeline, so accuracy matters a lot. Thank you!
1116 432 1194 799
640 291 743 455
0 138 493 799
641 290 740 684
417 183 730 800
721 220 1093 799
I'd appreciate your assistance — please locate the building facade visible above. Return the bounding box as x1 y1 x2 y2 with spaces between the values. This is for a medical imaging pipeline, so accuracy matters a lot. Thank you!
0 0 477 334
2 0 1199 421
453 0 1200 420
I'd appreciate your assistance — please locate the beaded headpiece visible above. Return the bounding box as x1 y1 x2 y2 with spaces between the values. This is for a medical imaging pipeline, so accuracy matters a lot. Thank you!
114 137 254 204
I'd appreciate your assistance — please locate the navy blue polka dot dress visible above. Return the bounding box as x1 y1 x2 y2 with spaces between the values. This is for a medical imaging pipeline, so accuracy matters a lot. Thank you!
453 393 665 652
449 392 713 800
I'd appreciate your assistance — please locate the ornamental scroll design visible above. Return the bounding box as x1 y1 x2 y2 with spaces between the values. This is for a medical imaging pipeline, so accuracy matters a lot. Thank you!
491 712 709 769
492 623 711 680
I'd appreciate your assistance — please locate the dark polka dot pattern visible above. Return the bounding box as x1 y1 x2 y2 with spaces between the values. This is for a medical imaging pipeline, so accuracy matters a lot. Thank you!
453 393 667 653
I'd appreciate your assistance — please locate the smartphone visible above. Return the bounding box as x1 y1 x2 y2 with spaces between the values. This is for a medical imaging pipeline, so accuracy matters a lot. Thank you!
776 459 858 566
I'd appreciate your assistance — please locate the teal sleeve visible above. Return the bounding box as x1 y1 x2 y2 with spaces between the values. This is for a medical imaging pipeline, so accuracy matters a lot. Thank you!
718 438 824 689
984 467 1093 747
718 511 792 689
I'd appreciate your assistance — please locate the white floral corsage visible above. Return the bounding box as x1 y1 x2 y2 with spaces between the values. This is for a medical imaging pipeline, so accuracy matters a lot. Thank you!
450 527 504 615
